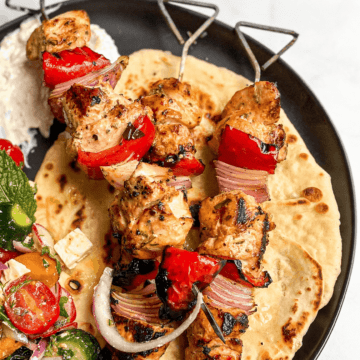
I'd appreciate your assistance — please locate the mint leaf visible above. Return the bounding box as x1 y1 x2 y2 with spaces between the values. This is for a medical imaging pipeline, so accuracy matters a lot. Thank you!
42 246 62 275
59 296 69 318
0 150 37 219
0 150 37 249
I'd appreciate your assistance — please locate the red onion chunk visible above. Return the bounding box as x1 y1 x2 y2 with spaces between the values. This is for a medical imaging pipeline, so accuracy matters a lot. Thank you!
49 56 128 122
214 160 270 203
93 267 202 353
0 261 8 270
29 338 47 360
167 176 192 190
203 275 255 315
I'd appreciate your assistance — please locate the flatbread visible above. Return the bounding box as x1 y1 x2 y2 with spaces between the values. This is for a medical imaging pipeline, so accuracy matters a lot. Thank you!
34 49 341 359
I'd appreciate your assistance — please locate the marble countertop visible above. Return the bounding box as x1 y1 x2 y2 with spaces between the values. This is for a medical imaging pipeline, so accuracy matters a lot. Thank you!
0 1 358 359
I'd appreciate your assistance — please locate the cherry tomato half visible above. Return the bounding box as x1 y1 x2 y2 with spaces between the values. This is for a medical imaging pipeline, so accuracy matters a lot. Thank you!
5 278 60 335
0 139 24 168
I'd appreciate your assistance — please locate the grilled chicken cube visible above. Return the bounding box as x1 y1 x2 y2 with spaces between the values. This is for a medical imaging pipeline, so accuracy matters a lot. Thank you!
63 83 129 130
109 164 193 259
188 296 249 345
63 84 153 153
147 123 196 161
209 81 287 163
197 190 274 285
110 312 173 360
26 10 91 61
185 341 242 360
141 78 202 129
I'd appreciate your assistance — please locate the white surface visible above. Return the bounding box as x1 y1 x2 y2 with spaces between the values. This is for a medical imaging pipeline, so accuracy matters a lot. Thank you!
0 1 358 359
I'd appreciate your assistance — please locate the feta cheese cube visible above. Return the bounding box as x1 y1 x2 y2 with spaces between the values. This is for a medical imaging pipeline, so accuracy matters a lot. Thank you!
1 259 31 286
54 228 93 269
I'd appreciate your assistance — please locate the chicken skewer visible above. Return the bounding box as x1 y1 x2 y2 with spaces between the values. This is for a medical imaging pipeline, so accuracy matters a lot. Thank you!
184 22 298 359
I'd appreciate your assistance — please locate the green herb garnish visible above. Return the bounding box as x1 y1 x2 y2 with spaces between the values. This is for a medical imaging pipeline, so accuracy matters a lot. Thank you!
42 246 62 275
0 150 37 250
59 296 69 318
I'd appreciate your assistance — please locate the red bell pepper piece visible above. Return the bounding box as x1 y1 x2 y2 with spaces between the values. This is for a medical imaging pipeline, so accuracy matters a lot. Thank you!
220 260 272 288
171 156 205 177
218 125 278 174
77 115 155 180
156 247 224 319
43 47 111 88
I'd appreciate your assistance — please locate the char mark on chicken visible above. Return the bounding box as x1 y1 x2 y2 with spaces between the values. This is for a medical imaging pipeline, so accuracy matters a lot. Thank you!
197 190 274 286
26 10 91 61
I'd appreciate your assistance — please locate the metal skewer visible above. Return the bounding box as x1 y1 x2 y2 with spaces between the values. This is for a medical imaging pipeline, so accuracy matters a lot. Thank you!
192 284 226 344
5 0 58 20
235 21 299 83
158 0 219 81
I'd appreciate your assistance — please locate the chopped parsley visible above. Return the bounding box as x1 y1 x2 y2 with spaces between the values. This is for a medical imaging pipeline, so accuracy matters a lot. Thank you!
59 296 69 318
41 246 62 274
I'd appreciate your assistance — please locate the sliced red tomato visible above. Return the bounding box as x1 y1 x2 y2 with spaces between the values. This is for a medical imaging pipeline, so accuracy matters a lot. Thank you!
42 47 111 88
59 285 77 323
77 115 155 179
0 139 24 168
4 277 60 335
0 247 21 263
218 125 278 174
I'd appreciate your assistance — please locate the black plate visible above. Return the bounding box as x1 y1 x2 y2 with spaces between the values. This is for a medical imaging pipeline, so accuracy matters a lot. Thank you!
0 1 355 359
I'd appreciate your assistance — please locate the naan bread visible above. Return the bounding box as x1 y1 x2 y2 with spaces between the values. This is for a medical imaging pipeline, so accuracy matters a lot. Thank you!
35 49 341 359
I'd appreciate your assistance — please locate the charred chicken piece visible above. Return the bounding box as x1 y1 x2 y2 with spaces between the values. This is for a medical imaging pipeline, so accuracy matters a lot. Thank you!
197 190 274 287
141 78 202 129
155 247 224 320
185 340 242 360
26 10 91 61
188 295 249 345
110 311 173 360
209 81 287 171
63 85 152 154
109 165 193 259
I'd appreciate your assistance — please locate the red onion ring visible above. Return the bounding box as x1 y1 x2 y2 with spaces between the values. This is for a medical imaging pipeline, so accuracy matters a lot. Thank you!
93 267 202 353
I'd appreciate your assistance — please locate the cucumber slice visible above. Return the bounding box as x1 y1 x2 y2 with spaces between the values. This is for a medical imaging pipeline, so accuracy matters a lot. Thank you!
45 329 101 360
0 203 32 250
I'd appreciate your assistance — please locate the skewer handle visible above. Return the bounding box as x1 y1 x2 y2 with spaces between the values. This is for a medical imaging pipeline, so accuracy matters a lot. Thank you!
235 21 299 83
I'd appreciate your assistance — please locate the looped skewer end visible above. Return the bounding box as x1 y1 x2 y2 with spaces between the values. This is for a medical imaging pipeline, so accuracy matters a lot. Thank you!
235 21 299 83
158 0 219 82
5 0 58 21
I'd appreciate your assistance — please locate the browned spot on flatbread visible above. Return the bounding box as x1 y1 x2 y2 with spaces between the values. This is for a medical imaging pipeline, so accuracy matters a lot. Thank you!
44 173 48 178
71 205 86 230
284 126 289 132
108 184 116 194
69 160 81 173
45 163 54 170
284 199 310 206
282 312 310 347
196 90 216 112
292 302 298 314
136 87 148 98
57 174 67 192
102 230 119 266
55 204 63 214
36 195 42 201
301 187 323 202
293 214 302 220
315 202 329 214
286 134 297 144
319 173 324 177
306 287 311 292
299 153 308 160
